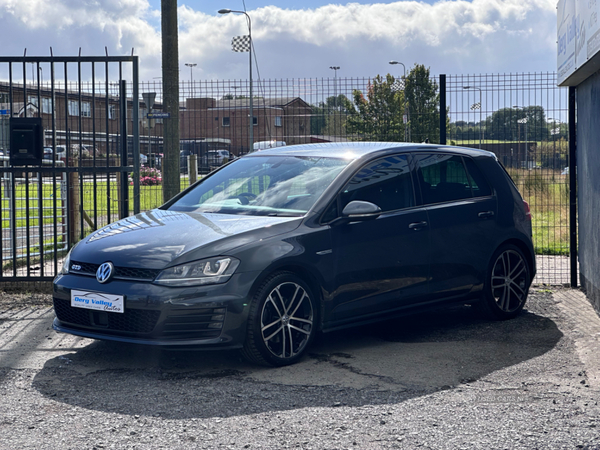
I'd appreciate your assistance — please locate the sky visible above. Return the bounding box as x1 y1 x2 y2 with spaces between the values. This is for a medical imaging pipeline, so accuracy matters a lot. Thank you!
0 0 558 82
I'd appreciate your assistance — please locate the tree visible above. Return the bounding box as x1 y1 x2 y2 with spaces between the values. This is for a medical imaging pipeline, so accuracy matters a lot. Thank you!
404 64 440 143
484 106 551 142
346 66 441 143
310 94 355 138
323 95 354 137
346 74 405 141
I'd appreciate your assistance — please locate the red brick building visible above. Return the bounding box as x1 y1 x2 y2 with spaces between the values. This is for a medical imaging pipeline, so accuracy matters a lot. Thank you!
180 97 312 155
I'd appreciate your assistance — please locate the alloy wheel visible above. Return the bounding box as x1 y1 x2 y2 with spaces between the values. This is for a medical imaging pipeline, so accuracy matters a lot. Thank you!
491 249 529 313
260 281 314 359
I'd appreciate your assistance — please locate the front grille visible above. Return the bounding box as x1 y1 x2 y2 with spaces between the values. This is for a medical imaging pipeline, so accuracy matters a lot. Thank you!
71 261 99 275
115 267 161 280
163 307 226 340
53 298 160 334
69 261 160 282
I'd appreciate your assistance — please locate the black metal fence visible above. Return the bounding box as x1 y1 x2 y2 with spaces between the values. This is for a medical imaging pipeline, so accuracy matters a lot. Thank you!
0 69 573 285
0 55 139 281
140 72 573 285
445 73 572 285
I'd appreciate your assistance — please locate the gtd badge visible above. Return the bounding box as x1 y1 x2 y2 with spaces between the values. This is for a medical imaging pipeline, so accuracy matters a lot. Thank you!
96 262 114 284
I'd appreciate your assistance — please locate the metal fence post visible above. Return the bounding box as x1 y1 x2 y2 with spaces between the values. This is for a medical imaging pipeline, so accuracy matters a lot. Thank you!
439 74 446 145
569 86 577 288
132 57 140 215
119 79 129 219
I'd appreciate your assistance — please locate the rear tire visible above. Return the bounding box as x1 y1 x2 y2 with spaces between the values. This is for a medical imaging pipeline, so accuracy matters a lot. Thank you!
478 244 531 320
241 271 317 367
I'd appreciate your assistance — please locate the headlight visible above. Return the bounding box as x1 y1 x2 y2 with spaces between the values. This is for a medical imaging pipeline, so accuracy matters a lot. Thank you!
154 257 240 287
59 248 73 275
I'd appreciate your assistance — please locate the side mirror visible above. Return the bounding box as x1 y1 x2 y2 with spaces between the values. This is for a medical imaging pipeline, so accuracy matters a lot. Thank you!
341 200 382 221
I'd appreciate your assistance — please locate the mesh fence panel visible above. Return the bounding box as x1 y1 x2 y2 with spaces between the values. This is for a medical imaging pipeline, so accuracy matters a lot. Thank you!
138 72 572 285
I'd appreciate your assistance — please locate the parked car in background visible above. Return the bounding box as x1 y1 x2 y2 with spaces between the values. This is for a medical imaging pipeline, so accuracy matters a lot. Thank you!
43 147 54 161
202 149 230 167
253 140 286 151
179 149 192 173
43 145 66 162
53 142 535 367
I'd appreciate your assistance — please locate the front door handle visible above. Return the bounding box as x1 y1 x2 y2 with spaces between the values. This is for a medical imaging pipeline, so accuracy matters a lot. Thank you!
409 221 428 231
478 211 495 219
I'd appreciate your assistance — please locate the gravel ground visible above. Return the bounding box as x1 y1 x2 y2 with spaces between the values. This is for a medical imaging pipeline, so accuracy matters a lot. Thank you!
0 288 599 449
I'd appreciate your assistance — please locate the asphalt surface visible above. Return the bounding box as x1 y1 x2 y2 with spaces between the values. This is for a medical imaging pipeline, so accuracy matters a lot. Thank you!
0 288 599 449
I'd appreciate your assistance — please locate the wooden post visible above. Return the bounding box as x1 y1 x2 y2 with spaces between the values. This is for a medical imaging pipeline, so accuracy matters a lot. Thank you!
68 158 80 244
189 154 197 185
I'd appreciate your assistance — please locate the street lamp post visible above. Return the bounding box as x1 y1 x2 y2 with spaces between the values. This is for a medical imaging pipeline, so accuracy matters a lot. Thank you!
389 60 409 142
514 106 529 168
185 63 197 99
329 66 340 109
219 8 254 152
463 86 482 149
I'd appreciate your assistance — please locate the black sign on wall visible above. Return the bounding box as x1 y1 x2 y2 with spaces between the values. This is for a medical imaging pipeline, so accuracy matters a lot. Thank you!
10 117 43 166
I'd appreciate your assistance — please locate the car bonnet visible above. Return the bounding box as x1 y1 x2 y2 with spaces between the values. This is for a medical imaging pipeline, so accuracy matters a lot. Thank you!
72 209 301 269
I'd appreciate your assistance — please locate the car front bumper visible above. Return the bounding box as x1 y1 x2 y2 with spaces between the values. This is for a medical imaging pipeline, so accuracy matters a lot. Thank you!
52 271 259 348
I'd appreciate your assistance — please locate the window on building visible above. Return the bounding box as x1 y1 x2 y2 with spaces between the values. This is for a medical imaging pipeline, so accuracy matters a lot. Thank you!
42 98 52 114
222 117 230 127
68 100 79 116
108 105 116 120
81 102 91 118
28 96 39 107
275 116 282 127
253 116 258 126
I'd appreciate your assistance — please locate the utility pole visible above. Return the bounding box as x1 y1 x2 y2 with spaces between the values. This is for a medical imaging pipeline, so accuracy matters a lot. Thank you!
161 0 180 202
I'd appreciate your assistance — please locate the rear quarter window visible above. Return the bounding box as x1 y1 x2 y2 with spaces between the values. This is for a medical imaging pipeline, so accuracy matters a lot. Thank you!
464 157 492 197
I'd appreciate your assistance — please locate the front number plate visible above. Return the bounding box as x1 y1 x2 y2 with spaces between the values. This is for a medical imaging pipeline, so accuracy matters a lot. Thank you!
71 290 124 314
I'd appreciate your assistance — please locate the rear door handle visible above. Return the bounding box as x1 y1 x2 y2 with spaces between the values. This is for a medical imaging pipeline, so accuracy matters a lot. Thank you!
409 221 428 231
478 211 495 219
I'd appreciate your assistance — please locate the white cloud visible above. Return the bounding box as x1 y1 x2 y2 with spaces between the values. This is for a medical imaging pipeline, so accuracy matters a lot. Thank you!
0 0 558 81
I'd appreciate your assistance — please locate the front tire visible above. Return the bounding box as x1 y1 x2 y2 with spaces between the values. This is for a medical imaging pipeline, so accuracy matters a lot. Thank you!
241 272 317 366
478 244 531 320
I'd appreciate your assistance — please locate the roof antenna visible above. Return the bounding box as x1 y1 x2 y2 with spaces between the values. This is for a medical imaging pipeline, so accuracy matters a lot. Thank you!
50 47 53 57
24 48 27 57
79 47 82 57
131 48 135 56
105 47 109 57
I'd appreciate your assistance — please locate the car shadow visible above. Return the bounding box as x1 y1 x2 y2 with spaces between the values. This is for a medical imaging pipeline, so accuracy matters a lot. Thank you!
32 304 562 419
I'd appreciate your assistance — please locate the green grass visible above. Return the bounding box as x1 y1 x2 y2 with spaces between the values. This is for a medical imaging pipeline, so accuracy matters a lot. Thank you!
507 168 570 256
1 176 194 229
2 171 570 256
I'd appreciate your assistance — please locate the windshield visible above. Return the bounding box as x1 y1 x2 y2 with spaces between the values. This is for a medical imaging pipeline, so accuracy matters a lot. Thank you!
169 155 349 216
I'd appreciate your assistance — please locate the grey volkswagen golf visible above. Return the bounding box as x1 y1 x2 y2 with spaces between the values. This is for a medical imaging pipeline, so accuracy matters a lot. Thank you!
53 142 535 366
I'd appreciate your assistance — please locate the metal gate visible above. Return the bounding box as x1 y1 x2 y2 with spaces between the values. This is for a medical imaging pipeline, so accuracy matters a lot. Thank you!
0 54 140 282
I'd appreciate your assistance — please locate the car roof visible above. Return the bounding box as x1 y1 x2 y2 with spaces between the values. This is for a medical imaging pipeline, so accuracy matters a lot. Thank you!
248 142 495 160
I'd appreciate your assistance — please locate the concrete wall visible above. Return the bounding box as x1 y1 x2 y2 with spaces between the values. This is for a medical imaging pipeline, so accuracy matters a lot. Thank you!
577 70 600 313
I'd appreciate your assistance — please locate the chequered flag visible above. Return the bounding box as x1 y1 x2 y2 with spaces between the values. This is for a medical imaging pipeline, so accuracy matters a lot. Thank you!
391 79 405 91
470 102 481 110
232 35 250 52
